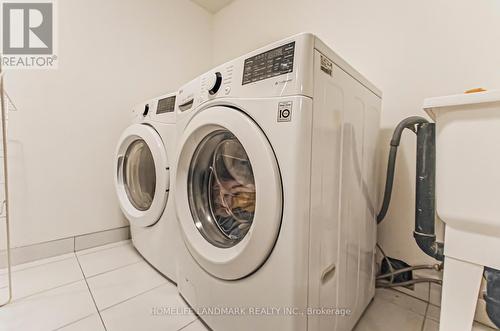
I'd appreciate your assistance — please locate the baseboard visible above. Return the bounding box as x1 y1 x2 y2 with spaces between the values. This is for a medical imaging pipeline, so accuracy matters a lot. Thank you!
74 226 130 251
0 226 130 268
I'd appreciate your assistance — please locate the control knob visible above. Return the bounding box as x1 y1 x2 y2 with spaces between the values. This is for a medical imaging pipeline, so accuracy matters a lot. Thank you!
207 72 222 95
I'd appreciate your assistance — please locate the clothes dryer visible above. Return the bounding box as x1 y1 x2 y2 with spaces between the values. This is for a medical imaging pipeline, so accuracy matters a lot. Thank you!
115 92 179 282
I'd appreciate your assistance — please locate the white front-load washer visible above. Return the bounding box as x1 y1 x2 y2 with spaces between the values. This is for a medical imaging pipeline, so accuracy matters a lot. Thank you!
114 92 179 283
174 33 382 331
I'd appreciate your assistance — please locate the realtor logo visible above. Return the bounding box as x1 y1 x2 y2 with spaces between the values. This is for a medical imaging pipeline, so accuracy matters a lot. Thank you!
1 0 57 68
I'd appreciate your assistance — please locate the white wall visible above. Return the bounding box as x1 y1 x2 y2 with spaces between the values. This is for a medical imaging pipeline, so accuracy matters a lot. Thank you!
4 0 213 248
212 0 500 266
5 0 500 265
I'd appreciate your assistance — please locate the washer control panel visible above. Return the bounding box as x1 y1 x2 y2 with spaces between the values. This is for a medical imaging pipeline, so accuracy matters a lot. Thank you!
242 41 295 85
177 35 309 114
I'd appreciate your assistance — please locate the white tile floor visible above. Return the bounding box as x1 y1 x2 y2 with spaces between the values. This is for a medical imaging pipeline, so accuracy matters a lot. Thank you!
0 240 496 331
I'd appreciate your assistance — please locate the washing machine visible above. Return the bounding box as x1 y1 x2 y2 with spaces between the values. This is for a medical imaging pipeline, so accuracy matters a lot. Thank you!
174 33 381 330
114 92 179 283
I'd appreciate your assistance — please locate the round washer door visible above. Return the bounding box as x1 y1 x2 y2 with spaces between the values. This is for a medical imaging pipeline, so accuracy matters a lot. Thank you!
115 123 169 227
176 106 282 280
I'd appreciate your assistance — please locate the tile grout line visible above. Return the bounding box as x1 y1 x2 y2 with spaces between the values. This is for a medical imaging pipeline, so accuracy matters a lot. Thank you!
5 277 83 304
381 287 430 319
420 282 432 331
392 286 432 305
1 246 145 327
389 286 432 306
76 240 131 257
75 252 108 331
84 260 143 280
0 238 130 277
177 318 198 331
52 313 95 331
0 226 130 255
0 228 130 271
99 281 168 313
74 225 130 240
0 254 76 276
421 303 430 331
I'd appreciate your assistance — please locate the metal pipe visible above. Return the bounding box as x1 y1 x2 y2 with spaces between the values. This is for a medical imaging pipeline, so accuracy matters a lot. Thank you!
0 61 13 307
376 264 440 280
413 123 444 261
376 277 443 288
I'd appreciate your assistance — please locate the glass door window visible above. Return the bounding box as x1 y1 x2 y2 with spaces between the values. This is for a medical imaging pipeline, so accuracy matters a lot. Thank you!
123 139 156 211
188 130 256 248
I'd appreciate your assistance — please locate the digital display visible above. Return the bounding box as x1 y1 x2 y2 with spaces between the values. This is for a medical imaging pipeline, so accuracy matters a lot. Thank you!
156 95 176 114
242 42 295 85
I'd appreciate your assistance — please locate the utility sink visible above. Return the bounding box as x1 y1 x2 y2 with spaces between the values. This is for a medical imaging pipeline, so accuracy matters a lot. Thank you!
424 90 500 331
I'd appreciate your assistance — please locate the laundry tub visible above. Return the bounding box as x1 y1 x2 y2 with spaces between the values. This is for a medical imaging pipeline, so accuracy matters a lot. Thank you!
424 90 500 331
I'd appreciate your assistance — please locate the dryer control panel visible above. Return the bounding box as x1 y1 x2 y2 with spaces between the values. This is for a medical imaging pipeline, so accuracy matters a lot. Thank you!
156 95 176 114
131 92 177 124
